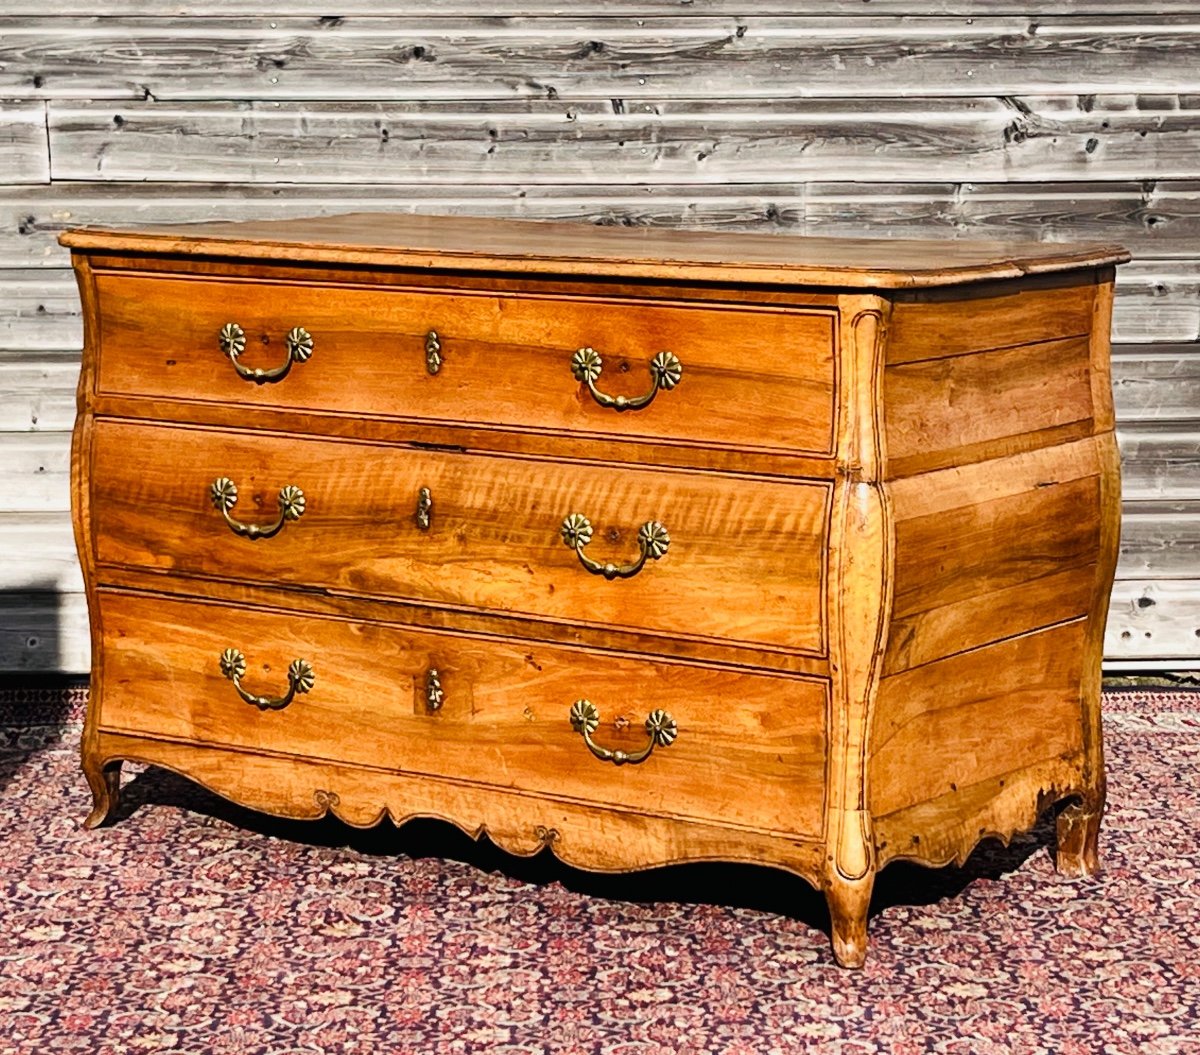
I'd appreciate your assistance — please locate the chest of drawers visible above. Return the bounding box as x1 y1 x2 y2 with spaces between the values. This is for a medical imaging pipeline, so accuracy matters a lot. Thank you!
62 214 1127 967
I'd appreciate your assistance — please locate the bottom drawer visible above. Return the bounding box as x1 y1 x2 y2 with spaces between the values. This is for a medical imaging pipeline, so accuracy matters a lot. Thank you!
96 591 828 838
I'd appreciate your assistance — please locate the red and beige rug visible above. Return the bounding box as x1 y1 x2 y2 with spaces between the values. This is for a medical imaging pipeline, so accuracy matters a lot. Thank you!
0 684 1197 1054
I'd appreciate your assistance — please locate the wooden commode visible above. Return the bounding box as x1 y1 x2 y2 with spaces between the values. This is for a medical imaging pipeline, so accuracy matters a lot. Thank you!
62 214 1128 967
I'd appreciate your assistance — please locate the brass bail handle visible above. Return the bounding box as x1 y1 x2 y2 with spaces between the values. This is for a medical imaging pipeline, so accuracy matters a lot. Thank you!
219 648 315 711
569 700 678 766
219 322 314 385
210 477 306 540
560 514 670 580
570 347 682 411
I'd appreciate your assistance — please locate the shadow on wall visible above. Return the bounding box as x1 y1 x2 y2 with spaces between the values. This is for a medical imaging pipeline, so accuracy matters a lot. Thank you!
0 582 83 796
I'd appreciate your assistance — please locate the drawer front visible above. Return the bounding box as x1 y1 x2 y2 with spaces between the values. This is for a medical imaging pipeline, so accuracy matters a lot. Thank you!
96 592 829 837
93 272 837 456
91 421 828 654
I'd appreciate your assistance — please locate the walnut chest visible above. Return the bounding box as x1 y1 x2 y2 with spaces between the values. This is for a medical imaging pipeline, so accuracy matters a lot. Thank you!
62 214 1128 967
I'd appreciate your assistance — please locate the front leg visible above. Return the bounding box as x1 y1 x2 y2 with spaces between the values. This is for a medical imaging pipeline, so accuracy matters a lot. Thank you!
82 752 122 829
1056 780 1105 878
825 866 875 969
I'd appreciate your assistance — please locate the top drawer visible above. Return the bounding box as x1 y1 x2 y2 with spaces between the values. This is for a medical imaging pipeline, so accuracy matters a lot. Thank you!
92 272 837 456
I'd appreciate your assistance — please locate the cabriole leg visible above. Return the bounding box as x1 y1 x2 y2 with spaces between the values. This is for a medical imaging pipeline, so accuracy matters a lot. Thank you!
82 753 122 829
825 868 875 969
1056 781 1105 878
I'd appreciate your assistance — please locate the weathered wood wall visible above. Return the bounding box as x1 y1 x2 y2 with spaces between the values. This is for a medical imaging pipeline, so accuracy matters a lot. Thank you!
1 5 1197 671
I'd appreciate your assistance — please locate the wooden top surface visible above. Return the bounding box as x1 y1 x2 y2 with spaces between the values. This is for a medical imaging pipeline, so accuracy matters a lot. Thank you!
60 212 1130 289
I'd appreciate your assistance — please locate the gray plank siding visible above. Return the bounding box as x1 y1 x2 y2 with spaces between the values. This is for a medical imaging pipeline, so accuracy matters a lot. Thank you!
0 352 78 431
0 102 49 184
46 98 1200 184
5 4 1199 15
2 8 1199 669
7 18 1200 101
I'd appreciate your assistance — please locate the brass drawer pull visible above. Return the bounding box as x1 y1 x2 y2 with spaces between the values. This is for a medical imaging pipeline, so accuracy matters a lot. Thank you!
219 648 314 711
570 346 682 411
569 699 677 766
219 322 314 384
425 330 443 375
415 486 433 530
425 668 444 712
210 477 306 540
560 513 670 580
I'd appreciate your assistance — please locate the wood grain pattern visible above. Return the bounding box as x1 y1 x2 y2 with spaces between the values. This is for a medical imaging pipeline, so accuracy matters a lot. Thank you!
90 270 837 454
1109 260 1200 343
870 621 1088 820
886 278 1095 364
97 590 829 837
1118 422 1200 501
1107 580 1200 658
89 728 827 885
89 419 830 654
4 2 1194 14
0 352 78 431
1120 503 1200 577
822 294 891 968
885 434 1110 670
0 102 49 185
66 212 1128 289
9 18 1200 101
46 96 1200 185
802 180 1200 259
0 271 81 351
885 336 1096 476
1112 344 1200 420
0 431 70 511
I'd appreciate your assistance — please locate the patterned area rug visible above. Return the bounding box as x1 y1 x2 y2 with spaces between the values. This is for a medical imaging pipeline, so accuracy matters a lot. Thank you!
0 684 1198 1055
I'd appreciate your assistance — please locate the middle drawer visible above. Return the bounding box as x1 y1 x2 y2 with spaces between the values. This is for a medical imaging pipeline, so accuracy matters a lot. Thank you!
91 421 829 654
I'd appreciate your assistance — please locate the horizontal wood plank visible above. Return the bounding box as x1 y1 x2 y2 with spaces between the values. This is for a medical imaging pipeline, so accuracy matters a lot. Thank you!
45 97 1200 185
2 4 1193 15
0 512 83 592
1119 502 1200 578
885 336 1096 476
872 622 1086 816
1110 260 1200 344
0 592 89 673
1112 344 1200 421
0 352 80 431
1106 579 1200 660
1118 422 1200 501
803 180 1200 259
0 431 71 512
0 271 82 352
0 102 49 185
8 18 1200 101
